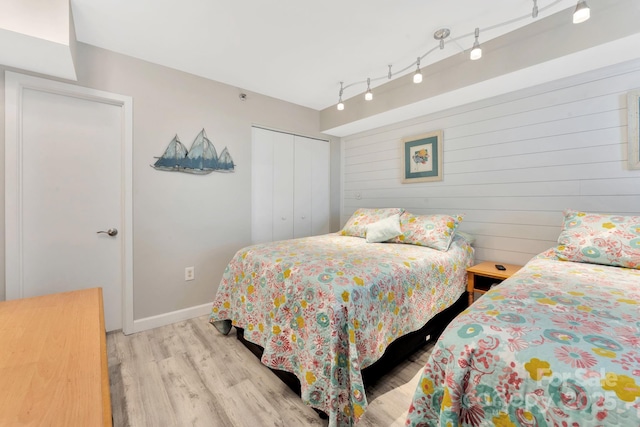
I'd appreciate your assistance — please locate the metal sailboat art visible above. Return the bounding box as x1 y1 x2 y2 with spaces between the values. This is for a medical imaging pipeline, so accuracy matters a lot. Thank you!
217 146 235 172
151 129 235 174
152 134 188 171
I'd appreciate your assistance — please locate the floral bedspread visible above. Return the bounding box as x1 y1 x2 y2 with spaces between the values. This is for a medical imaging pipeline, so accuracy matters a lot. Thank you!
406 250 640 427
209 233 474 427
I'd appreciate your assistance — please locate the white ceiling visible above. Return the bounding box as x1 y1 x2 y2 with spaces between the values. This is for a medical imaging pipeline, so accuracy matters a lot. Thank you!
70 0 579 111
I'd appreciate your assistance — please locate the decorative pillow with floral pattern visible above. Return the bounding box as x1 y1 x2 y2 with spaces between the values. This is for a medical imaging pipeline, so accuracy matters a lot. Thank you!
340 208 404 238
555 209 640 269
391 212 464 251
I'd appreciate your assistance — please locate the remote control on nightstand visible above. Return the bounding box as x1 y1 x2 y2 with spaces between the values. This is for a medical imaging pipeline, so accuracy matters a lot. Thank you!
495 264 506 271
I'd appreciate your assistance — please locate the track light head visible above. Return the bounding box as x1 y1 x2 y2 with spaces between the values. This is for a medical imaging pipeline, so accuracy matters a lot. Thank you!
573 0 590 24
532 0 539 18
337 100 344 111
365 78 373 101
413 57 422 84
470 28 482 60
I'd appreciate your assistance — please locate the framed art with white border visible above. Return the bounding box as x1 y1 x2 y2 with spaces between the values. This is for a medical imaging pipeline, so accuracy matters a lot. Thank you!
401 130 443 183
628 89 640 170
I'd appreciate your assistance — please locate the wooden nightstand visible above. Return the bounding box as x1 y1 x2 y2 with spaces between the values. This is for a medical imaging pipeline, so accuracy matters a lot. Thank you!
466 261 522 305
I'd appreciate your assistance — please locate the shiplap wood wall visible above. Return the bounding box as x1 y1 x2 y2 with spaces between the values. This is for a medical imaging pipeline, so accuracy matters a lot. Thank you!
341 58 640 266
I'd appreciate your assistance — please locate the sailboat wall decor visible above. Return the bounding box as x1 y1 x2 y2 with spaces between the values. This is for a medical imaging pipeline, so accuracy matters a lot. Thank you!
151 129 235 175
152 134 188 171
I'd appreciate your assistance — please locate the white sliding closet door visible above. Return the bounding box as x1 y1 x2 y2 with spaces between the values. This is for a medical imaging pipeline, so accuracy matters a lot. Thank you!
294 136 313 238
251 126 330 244
272 132 295 241
311 140 330 235
251 127 274 243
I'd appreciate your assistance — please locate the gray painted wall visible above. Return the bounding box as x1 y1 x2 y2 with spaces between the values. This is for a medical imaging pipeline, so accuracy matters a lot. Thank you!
341 58 640 266
0 43 341 319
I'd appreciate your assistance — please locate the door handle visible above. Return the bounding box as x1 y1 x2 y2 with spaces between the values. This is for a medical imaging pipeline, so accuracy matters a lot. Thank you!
97 228 118 237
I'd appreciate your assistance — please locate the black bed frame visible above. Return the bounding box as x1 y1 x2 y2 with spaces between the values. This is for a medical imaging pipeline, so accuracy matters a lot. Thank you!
234 292 468 417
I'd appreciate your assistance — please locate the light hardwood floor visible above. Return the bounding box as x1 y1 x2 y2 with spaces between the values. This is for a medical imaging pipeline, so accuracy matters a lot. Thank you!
107 315 434 427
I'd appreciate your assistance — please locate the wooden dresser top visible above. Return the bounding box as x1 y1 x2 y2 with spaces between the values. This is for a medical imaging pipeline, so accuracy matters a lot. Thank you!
0 288 111 426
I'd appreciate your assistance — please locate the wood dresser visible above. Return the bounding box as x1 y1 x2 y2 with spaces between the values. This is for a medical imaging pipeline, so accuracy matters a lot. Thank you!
0 288 112 426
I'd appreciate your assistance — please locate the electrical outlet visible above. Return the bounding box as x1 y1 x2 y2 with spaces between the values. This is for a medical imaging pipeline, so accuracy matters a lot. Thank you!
185 266 195 281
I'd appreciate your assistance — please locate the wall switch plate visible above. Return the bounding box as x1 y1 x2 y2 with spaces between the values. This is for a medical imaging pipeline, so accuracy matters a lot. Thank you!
185 266 195 281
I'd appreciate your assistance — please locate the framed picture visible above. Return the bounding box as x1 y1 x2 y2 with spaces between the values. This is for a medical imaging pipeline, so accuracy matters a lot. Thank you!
628 89 640 170
401 130 443 183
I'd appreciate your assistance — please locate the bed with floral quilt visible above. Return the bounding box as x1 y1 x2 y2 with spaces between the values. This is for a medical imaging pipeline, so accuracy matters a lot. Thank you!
209 208 474 427
406 210 640 426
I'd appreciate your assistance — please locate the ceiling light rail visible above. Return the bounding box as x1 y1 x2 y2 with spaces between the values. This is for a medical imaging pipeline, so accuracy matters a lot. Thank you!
336 0 590 110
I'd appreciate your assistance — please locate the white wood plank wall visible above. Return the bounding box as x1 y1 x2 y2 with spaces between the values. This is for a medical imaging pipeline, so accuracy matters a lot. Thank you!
341 58 640 266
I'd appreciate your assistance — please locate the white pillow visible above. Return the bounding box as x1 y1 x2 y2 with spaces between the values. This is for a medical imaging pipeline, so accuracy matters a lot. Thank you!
365 214 402 243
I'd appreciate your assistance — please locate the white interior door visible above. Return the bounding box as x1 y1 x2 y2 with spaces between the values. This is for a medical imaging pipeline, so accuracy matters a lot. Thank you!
5 72 133 333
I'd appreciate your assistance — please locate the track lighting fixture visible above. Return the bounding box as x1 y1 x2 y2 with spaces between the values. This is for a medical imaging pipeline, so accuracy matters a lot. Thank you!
337 82 344 110
470 28 482 60
573 0 590 24
413 58 423 84
365 78 373 101
335 1 594 111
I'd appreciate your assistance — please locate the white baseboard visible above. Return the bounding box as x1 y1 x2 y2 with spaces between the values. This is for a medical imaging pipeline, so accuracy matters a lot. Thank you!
130 302 213 334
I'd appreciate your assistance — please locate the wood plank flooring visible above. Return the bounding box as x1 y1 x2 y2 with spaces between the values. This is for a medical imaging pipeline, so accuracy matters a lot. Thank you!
107 315 434 427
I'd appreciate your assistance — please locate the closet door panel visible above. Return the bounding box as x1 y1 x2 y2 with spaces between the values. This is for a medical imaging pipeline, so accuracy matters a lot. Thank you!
251 127 274 244
272 132 295 241
311 140 330 235
294 136 313 238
